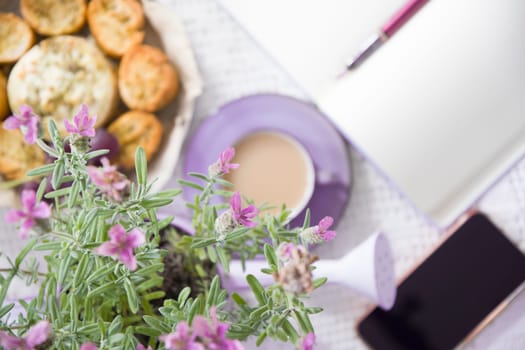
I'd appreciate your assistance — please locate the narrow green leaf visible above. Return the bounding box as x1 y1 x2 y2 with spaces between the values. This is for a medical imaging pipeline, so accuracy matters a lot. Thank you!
177 287 191 306
216 246 229 273
26 163 55 177
73 253 89 287
135 147 147 185
143 315 170 333
313 277 328 289
302 209 311 230
225 227 251 242
231 293 246 306
191 237 217 249
264 244 278 271
206 245 217 263
86 263 114 283
69 294 78 332
134 326 161 337
36 177 48 202
157 216 174 230
306 307 323 314
153 189 182 198
213 177 234 188
35 242 62 251
178 179 205 191
68 180 81 208
48 119 60 142
249 305 269 320
188 172 210 181
140 198 173 209
0 304 14 318
293 310 314 333
124 278 139 314
57 253 72 286
85 149 109 161
256 330 268 346
144 291 165 301
137 263 165 276
281 319 299 343
188 298 201 324
246 274 266 305
44 187 71 199
87 281 115 298
207 276 220 306
51 160 64 190
109 315 123 335
15 239 37 267
36 139 59 157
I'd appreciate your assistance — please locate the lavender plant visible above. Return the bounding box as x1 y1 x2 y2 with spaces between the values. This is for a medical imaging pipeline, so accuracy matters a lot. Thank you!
0 105 336 350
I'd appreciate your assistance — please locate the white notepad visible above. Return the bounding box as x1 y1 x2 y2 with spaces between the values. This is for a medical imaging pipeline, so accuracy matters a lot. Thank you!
219 0 525 227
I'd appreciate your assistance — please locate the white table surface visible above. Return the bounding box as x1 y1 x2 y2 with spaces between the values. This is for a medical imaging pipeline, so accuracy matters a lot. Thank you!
2 0 525 349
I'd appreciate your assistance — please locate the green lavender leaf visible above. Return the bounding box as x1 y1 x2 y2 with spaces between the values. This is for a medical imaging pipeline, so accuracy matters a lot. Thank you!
68 180 81 208
313 277 328 289
135 147 147 186
26 164 55 178
124 278 139 314
178 179 205 191
36 138 59 158
246 274 266 305
51 160 65 190
85 149 109 161
264 244 278 271
0 304 14 318
177 287 191 306
188 297 201 324
188 172 209 181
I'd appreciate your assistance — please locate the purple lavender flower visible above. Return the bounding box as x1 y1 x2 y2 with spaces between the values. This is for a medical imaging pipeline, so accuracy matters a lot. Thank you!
95 224 145 271
0 320 51 350
3 105 39 144
299 216 337 244
192 307 244 350
316 216 336 241
208 147 239 176
160 321 203 350
230 192 258 228
301 332 316 350
80 343 98 350
87 157 129 202
5 190 51 239
64 104 97 137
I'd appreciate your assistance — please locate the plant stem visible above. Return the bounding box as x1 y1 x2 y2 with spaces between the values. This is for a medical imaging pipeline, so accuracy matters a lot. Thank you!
0 268 46 277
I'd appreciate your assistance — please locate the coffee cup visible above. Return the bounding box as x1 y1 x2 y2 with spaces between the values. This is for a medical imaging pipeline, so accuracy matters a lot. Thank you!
224 130 315 220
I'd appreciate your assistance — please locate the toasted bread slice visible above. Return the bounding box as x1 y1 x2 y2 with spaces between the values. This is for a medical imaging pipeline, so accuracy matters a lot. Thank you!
119 44 179 112
0 13 35 64
108 110 163 169
0 71 8 121
87 0 145 58
20 0 86 36
8 36 118 139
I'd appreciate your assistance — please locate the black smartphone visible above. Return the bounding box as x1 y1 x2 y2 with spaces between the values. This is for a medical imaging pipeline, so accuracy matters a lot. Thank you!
358 213 525 350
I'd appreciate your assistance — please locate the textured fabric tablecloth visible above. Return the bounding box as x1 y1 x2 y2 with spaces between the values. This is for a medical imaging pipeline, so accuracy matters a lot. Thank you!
1 0 524 348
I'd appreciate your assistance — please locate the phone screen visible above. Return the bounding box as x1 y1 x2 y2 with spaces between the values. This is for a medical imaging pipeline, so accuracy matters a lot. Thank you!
358 213 525 350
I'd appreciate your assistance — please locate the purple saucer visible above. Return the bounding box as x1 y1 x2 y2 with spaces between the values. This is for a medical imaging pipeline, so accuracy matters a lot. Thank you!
183 94 351 227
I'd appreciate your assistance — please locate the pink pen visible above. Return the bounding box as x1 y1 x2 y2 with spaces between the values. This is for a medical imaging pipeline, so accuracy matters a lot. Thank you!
346 0 429 70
